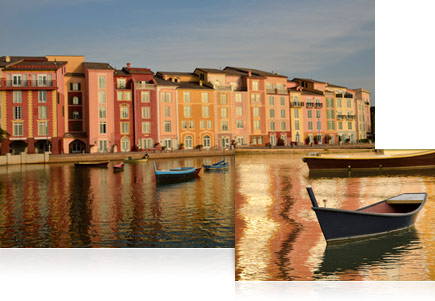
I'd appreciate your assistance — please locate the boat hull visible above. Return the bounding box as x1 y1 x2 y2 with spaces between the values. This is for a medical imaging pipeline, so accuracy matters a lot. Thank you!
313 207 421 243
123 158 148 163
303 151 435 171
74 161 109 167
204 162 229 171
155 167 201 184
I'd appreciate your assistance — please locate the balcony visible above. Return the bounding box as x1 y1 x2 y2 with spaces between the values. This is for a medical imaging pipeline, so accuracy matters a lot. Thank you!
306 102 314 108
337 114 356 120
315 103 323 108
135 82 155 89
215 85 233 91
116 83 132 90
290 101 304 108
267 88 287 95
0 79 57 90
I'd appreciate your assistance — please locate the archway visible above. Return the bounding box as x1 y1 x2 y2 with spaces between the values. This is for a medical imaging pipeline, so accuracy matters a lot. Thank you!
35 140 51 153
9 140 27 154
203 135 211 148
69 140 86 153
184 136 193 149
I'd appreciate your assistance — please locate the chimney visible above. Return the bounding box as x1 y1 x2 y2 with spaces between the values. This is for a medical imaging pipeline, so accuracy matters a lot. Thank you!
126 62 131 69
248 70 252 77
199 80 203 86
5 56 10 63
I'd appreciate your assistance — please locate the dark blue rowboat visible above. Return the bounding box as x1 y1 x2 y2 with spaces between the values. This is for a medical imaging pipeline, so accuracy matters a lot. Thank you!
203 160 229 171
306 186 426 243
154 162 201 184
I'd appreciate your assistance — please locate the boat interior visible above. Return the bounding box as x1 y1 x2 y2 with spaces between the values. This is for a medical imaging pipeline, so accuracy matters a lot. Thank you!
357 202 421 214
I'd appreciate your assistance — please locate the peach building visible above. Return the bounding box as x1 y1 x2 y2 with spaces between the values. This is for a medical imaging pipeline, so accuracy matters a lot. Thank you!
327 85 357 143
354 88 371 141
83 62 115 153
288 82 304 144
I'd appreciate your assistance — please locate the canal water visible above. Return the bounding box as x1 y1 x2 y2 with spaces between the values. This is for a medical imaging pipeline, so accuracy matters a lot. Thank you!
0 156 235 248
235 153 435 281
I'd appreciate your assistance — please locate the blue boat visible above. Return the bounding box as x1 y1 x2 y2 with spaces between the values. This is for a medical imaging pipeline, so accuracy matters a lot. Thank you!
203 160 229 171
154 162 201 184
306 186 426 243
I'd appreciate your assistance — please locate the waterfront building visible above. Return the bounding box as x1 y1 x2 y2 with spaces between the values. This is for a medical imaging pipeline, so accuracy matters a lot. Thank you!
354 88 372 141
327 85 356 143
114 67 134 152
156 72 215 149
287 81 304 144
83 62 115 153
46 55 87 153
0 56 66 154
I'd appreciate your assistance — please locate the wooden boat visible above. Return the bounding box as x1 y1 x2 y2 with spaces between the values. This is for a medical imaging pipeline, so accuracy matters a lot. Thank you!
74 161 109 167
306 186 426 243
302 150 435 171
203 160 229 171
154 162 201 184
113 162 124 171
123 156 149 163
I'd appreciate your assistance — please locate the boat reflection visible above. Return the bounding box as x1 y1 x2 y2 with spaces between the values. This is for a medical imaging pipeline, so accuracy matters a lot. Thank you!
313 228 421 280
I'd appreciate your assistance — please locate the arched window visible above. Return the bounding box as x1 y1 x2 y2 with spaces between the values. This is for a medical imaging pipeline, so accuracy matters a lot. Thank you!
72 96 79 105
185 136 193 149
203 135 211 148
121 137 130 152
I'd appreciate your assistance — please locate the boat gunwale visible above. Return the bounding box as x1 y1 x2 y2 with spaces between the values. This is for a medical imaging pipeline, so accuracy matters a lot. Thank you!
303 150 435 161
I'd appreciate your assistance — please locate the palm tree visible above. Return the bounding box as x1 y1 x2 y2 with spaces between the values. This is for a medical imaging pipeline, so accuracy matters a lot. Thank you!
0 127 10 142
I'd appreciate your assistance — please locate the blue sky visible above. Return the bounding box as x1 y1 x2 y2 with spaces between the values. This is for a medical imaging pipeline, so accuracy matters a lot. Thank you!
0 0 374 103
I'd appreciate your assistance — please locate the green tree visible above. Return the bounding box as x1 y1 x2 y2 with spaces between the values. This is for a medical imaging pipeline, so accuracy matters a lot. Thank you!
0 127 10 142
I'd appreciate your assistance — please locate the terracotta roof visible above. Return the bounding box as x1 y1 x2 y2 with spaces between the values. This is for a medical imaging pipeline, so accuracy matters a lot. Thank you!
125 67 154 75
0 56 47 67
83 62 114 70
65 72 85 77
225 66 287 78
157 71 195 76
154 77 179 86
114 69 130 76
195 68 227 74
293 77 326 84
4 60 67 71
176 82 212 90
327 83 347 89
302 89 324 96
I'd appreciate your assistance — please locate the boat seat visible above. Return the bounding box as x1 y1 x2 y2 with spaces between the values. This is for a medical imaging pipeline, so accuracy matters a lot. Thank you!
386 193 426 204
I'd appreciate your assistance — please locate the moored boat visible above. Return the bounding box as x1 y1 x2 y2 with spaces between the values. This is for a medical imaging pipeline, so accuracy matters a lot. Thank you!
302 150 435 171
74 161 109 167
306 186 427 243
113 162 124 171
123 157 149 163
154 162 201 184
203 160 229 171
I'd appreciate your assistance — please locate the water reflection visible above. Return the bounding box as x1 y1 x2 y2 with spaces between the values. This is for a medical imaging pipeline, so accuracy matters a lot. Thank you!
235 153 435 280
0 156 234 248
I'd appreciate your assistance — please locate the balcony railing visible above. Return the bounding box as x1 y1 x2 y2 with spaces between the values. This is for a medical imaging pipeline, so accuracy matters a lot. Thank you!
0 79 56 89
337 114 356 120
290 101 304 107
135 82 155 89
267 88 287 95
215 85 233 91
306 102 314 108
315 103 323 108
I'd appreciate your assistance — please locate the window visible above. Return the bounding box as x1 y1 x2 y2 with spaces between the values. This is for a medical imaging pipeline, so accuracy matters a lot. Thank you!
266 83 273 90
99 106 106 118
141 138 154 149
38 91 47 103
254 120 260 130
142 122 151 133
270 109 275 118
220 94 227 104
348 122 352 130
72 111 80 119
347 99 351 108
123 92 130 101
308 121 313 130
293 95 299 102
338 122 343 130
117 91 123 100
307 110 312 118
117 79 126 89
202 106 209 117
236 120 243 129
203 135 211 148
269 96 274 105
121 106 129 119
98 76 106 89
200 120 205 129
256 94 261 102
337 99 342 107
294 109 299 118
280 109 285 118
189 121 194 129
185 136 193 149
164 121 171 132
220 108 228 118
142 107 150 118
12 75 22 86
280 97 285 106
13 91 22 103
121 122 129 134
13 122 23 136
201 92 208 103
221 121 229 131
252 81 259 91
13 106 22 119
162 92 172 103
121 137 130 152
38 121 48 136
98 91 106 104
99 122 107 134
184 106 191 118
236 106 243 116
98 140 108 152
281 122 286 131
316 110 321 118
38 75 48 87
184 92 191 103
270 121 275 131
141 91 150 103
235 93 242 103
207 120 212 129
182 121 187 129
38 106 47 119
164 106 170 117
295 120 299 130
237 137 244 145
317 121 321 130
253 107 260 117
72 96 80 105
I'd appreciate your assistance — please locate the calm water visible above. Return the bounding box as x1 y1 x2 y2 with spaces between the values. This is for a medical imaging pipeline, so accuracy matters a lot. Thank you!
235 153 435 280
0 156 235 248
